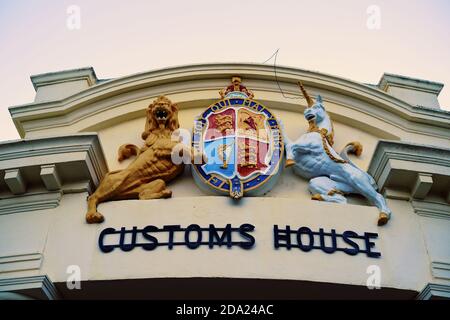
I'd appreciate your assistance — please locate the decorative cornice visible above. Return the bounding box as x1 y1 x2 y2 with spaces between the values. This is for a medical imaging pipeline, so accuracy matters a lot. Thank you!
30 67 98 90
368 140 450 202
431 261 450 280
0 275 60 300
417 283 450 300
0 192 61 215
416 105 450 113
411 200 450 220
369 140 450 181
0 134 108 208
9 63 450 138
378 73 444 95
0 253 43 273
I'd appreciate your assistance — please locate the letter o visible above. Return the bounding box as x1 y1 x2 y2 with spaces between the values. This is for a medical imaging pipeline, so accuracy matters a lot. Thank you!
185 224 202 249
297 227 314 251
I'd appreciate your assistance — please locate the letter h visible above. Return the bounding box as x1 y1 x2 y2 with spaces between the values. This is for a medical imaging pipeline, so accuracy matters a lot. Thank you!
274 225 292 250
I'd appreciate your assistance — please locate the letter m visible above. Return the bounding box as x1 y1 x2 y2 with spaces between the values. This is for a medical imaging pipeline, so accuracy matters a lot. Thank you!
209 224 232 248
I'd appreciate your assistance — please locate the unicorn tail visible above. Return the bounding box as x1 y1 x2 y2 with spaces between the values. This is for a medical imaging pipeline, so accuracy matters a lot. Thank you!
340 141 378 189
340 141 363 160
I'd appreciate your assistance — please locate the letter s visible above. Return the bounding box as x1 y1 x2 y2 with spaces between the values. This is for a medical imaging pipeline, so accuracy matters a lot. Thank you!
238 224 255 249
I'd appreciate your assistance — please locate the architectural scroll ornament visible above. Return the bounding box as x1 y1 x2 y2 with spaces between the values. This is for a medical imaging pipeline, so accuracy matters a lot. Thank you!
86 96 185 223
284 83 392 226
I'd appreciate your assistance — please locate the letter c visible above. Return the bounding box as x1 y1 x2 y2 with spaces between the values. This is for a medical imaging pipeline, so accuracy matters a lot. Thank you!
98 228 116 253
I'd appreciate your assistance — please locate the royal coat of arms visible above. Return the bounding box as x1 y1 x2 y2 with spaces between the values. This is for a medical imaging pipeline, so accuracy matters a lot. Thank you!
192 76 284 198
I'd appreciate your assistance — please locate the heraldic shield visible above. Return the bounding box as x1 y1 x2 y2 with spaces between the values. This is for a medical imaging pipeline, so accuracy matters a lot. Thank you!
192 85 284 199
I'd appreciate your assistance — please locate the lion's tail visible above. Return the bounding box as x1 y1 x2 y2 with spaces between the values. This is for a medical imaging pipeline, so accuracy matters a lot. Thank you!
118 144 140 162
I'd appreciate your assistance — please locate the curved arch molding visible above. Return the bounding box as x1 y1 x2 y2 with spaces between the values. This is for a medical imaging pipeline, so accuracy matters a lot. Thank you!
9 63 450 141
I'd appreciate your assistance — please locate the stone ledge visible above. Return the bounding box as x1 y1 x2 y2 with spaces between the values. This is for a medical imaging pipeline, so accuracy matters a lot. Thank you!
378 73 444 95
431 261 450 280
0 253 43 273
417 283 450 300
31 67 98 90
368 140 450 203
0 275 60 300
411 200 450 220
0 134 107 213
0 192 61 215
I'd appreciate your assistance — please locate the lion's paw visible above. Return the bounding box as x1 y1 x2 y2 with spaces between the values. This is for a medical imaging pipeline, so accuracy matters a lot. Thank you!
86 212 105 224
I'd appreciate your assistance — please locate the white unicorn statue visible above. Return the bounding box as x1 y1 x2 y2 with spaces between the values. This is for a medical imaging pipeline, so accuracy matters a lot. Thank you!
284 82 391 226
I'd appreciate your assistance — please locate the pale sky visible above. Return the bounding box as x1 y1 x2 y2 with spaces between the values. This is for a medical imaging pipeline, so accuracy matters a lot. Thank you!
1 0 449 141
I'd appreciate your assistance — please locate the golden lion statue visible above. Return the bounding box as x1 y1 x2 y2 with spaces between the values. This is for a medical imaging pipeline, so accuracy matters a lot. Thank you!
86 96 185 223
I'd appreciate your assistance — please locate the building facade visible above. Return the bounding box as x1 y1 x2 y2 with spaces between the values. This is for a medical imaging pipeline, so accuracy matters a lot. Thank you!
0 64 449 299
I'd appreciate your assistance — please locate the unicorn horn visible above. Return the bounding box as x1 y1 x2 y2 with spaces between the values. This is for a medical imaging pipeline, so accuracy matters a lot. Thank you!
298 81 314 107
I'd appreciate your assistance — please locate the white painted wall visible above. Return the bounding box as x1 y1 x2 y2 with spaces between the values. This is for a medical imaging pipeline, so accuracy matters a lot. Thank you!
0 192 432 293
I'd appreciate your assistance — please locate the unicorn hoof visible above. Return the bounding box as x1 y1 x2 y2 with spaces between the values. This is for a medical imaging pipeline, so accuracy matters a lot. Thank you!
377 212 389 226
311 194 324 201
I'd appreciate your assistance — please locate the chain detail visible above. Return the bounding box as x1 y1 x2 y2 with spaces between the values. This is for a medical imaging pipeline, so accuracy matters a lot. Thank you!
307 120 348 164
